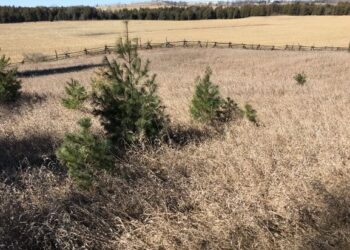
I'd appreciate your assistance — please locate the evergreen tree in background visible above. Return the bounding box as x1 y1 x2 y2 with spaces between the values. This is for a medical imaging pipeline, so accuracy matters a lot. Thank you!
1 4 350 23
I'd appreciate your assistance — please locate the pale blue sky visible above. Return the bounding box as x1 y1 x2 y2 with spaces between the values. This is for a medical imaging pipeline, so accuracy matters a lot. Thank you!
0 0 140 7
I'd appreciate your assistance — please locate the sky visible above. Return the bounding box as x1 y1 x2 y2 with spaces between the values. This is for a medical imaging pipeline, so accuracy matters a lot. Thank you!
0 0 139 7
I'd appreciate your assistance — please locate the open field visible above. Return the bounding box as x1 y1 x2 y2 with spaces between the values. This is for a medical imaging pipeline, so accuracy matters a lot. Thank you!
1 48 350 249
1 16 350 61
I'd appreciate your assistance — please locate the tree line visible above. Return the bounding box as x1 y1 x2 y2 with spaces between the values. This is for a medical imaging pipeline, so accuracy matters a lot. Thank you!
1 3 350 23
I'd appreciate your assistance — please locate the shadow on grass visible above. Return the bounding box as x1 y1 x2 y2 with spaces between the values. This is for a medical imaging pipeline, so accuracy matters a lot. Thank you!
0 134 57 175
18 63 104 78
19 92 47 105
0 92 47 114
303 181 350 249
0 124 211 249
0 161 194 249
165 124 213 148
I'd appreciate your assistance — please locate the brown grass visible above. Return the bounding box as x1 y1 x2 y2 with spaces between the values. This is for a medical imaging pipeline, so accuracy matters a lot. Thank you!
1 48 350 249
1 16 350 61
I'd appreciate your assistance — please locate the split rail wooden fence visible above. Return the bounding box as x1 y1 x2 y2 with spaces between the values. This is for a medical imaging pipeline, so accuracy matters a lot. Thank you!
10 40 350 66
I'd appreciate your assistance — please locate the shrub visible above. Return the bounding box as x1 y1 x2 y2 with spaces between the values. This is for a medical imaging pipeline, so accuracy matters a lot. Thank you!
0 53 21 103
56 118 114 189
92 38 167 147
190 67 222 123
190 67 242 125
61 79 88 109
215 97 243 123
294 72 307 85
243 104 258 125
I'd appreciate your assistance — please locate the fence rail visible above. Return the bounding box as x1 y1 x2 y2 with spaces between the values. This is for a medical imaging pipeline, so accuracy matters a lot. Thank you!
10 40 350 66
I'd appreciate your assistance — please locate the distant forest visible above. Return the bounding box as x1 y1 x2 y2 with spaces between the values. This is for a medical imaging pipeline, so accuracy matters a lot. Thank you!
1 3 350 23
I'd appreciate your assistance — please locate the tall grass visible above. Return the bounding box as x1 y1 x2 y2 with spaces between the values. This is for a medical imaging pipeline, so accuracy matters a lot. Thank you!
1 48 350 249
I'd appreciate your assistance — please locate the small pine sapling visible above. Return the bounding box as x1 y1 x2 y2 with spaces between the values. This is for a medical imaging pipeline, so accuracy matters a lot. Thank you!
243 104 258 125
0 52 21 103
190 67 243 125
92 38 168 147
61 79 88 109
190 67 222 123
294 72 307 85
56 118 114 189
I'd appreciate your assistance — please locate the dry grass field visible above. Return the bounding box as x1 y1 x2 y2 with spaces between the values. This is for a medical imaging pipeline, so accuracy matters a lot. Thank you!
1 48 350 249
1 16 350 62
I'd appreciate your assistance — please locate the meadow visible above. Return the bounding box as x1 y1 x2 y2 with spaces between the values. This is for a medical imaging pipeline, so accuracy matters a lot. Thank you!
1 47 350 248
1 16 350 61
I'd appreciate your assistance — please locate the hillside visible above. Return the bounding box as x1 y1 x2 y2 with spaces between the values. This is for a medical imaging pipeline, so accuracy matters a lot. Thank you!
2 16 350 62
1 48 350 249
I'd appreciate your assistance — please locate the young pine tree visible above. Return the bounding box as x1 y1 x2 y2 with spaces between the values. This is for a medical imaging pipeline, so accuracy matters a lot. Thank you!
61 79 88 109
190 67 222 123
92 38 167 147
243 104 258 125
56 118 114 189
190 67 244 125
0 52 21 103
294 72 307 85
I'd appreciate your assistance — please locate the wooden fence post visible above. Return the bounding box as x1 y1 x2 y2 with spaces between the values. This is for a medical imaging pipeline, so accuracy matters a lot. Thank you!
55 50 58 60
213 42 217 48
198 41 202 48
228 42 232 48
146 41 152 49
84 48 88 55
